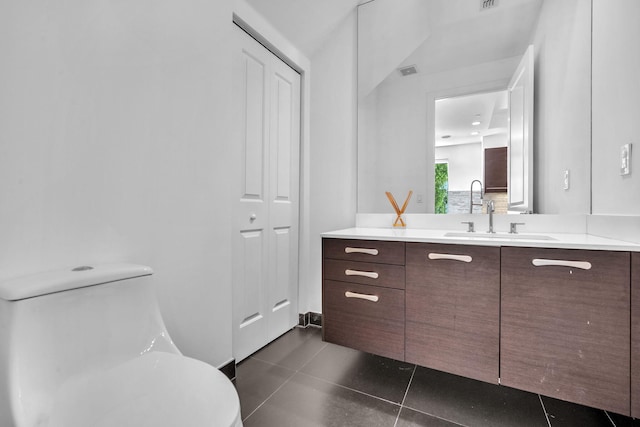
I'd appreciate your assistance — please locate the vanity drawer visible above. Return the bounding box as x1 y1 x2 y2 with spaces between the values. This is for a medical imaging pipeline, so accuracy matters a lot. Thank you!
501 247 631 415
323 280 405 360
323 259 405 289
323 238 405 265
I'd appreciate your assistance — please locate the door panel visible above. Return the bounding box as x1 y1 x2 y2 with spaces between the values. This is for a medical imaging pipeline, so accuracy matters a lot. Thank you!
233 25 300 361
243 52 267 199
268 53 300 342
508 44 534 212
238 230 265 324
273 74 293 200
269 226 293 341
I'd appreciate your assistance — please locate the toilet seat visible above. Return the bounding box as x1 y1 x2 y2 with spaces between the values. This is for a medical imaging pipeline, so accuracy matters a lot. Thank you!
49 352 242 427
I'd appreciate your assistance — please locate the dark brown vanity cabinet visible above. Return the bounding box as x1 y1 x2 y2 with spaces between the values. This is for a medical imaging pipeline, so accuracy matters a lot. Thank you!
501 247 631 415
405 243 500 384
322 239 406 360
632 253 640 418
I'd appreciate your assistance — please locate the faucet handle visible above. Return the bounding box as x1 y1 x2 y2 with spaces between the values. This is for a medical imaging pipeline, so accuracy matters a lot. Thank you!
510 222 525 234
461 221 475 233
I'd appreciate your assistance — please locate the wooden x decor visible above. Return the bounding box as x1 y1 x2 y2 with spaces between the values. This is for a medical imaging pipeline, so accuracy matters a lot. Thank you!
385 191 413 227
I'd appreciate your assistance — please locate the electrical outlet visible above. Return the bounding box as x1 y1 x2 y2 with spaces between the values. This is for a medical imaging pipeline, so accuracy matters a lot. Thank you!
621 143 632 175
563 170 570 190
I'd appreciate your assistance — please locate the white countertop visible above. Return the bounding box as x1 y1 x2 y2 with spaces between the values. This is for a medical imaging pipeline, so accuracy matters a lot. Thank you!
322 227 640 252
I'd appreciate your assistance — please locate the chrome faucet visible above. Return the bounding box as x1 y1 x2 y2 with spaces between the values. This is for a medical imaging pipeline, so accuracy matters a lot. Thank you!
469 180 483 213
486 200 495 233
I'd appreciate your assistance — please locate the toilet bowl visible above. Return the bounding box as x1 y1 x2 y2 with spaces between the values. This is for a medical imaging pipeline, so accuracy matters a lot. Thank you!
0 264 242 427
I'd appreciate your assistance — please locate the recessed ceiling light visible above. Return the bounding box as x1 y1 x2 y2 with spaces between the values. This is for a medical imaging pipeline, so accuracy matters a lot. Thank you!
472 121 481 126
470 131 479 136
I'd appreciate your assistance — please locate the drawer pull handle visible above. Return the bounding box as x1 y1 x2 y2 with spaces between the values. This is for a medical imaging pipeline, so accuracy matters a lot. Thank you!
345 247 379 256
428 253 472 263
345 269 379 279
345 291 379 303
532 259 592 270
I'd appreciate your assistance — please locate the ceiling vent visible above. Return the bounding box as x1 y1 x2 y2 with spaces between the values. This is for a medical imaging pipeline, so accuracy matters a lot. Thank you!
398 65 418 77
480 0 499 11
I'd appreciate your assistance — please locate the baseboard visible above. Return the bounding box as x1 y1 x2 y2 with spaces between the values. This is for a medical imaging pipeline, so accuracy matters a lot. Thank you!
219 358 236 381
298 311 322 328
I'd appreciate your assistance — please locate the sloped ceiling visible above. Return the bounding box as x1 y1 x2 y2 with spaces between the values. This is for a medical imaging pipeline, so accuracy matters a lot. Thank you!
243 0 542 82
244 0 543 145
243 0 361 57
358 0 432 98
398 0 543 78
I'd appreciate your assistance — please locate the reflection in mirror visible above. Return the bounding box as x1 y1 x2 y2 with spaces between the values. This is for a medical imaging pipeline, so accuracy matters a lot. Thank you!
507 44 534 213
357 0 592 216
435 90 508 214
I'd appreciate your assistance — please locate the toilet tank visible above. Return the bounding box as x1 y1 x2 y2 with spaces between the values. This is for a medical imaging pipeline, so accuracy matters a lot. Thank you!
0 264 180 427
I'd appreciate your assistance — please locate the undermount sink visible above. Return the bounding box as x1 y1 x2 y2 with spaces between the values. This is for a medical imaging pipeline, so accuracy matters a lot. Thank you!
444 232 557 241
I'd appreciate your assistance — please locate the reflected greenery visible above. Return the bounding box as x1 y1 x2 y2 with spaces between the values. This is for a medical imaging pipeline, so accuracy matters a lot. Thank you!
435 163 448 214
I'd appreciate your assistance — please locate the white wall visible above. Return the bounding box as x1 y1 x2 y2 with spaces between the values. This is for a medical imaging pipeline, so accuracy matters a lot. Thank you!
357 0 431 98
483 133 508 149
591 0 640 214
0 1 235 367
358 0 593 216
435 143 483 192
358 57 518 213
530 0 592 214
306 12 358 314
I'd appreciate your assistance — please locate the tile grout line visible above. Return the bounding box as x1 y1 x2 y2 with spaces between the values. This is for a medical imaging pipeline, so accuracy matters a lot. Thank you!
387 366 465 427
604 411 616 427
399 403 467 427
296 370 404 407
242 368 297 422
393 364 417 427
538 394 552 427
295 341 329 373
243 331 329 422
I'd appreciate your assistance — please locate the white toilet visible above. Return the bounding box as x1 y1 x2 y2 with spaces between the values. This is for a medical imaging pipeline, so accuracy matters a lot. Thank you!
0 264 242 427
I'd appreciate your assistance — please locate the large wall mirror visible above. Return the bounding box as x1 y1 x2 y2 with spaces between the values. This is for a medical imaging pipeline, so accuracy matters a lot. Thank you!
357 0 592 215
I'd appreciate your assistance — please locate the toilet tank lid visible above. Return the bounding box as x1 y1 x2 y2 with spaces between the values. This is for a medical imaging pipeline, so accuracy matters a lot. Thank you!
0 264 153 301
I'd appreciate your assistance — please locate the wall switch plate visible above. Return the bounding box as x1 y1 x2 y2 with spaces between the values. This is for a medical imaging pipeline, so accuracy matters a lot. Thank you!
621 143 632 175
416 194 423 203
563 169 570 190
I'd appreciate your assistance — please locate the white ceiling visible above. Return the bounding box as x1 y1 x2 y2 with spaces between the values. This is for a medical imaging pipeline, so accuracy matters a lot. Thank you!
398 0 543 77
435 90 508 148
243 0 361 57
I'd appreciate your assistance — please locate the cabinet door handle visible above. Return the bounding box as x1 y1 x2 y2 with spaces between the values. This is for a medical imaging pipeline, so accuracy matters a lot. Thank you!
345 269 379 279
531 258 592 270
345 291 379 303
345 247 379 256
428 253 472 263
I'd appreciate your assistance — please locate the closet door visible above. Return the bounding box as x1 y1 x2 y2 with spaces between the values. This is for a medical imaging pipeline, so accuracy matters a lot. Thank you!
232 25 300 361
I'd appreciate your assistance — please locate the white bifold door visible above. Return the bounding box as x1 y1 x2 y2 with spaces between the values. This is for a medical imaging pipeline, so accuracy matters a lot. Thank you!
232 25 301 362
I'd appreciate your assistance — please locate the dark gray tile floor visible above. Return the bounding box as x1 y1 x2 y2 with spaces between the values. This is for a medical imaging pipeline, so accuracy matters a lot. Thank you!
233 327 637 427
